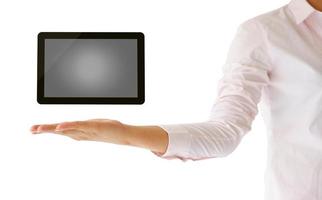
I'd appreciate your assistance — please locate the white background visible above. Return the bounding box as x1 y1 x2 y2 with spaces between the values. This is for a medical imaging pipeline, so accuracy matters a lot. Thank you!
0 0 288 199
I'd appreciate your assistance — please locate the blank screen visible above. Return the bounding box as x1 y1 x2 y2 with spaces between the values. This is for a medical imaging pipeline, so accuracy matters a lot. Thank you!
44 39 138 97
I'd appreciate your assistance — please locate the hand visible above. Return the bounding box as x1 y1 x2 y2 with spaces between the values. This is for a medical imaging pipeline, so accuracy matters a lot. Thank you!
30 119 169 154
30 119 129 144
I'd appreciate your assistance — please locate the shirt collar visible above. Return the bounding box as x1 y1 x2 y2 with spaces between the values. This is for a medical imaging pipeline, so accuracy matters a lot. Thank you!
288 0 316 24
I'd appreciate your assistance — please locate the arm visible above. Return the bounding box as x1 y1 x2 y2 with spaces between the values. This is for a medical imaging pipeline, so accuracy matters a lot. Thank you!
154 19 272 160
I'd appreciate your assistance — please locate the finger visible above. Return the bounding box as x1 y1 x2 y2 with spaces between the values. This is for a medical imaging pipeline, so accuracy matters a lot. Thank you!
87 118 105 121
30 125 40 133
35 124 59 133
55 121 93 132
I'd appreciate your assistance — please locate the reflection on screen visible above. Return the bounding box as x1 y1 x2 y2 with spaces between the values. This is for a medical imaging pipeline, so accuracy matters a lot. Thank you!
44 39 138 97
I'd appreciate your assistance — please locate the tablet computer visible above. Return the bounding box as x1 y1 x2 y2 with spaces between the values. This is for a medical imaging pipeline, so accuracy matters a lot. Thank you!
37 32 144 104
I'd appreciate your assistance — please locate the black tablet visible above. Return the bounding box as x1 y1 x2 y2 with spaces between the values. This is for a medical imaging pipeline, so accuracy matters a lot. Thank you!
37 32 144 104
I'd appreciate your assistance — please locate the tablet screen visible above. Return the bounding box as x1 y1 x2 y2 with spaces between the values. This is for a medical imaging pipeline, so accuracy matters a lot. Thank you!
45 39 137 97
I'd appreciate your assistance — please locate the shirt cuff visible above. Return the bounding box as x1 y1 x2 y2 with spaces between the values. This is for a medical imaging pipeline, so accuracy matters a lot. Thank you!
151 124 192 160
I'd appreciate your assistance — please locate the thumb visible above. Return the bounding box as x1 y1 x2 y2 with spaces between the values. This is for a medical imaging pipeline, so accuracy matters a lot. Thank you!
55 121 93 132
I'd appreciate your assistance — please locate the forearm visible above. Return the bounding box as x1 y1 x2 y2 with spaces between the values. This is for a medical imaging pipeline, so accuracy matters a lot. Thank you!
124 124 169 155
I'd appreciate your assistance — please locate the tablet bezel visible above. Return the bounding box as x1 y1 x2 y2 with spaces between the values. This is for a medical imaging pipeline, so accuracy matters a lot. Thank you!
37 32 144 104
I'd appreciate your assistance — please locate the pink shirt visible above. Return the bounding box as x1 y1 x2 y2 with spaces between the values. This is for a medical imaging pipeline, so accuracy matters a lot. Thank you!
155 0 322 199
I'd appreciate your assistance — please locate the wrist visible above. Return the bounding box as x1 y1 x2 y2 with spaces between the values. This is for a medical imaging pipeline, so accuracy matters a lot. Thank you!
123 124 168 154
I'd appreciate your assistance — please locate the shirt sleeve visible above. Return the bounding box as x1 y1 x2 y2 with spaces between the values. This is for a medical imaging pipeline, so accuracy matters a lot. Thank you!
153 19 272 161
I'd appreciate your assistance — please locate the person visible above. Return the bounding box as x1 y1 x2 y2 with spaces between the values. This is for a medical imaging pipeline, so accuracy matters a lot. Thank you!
30 0 322 199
